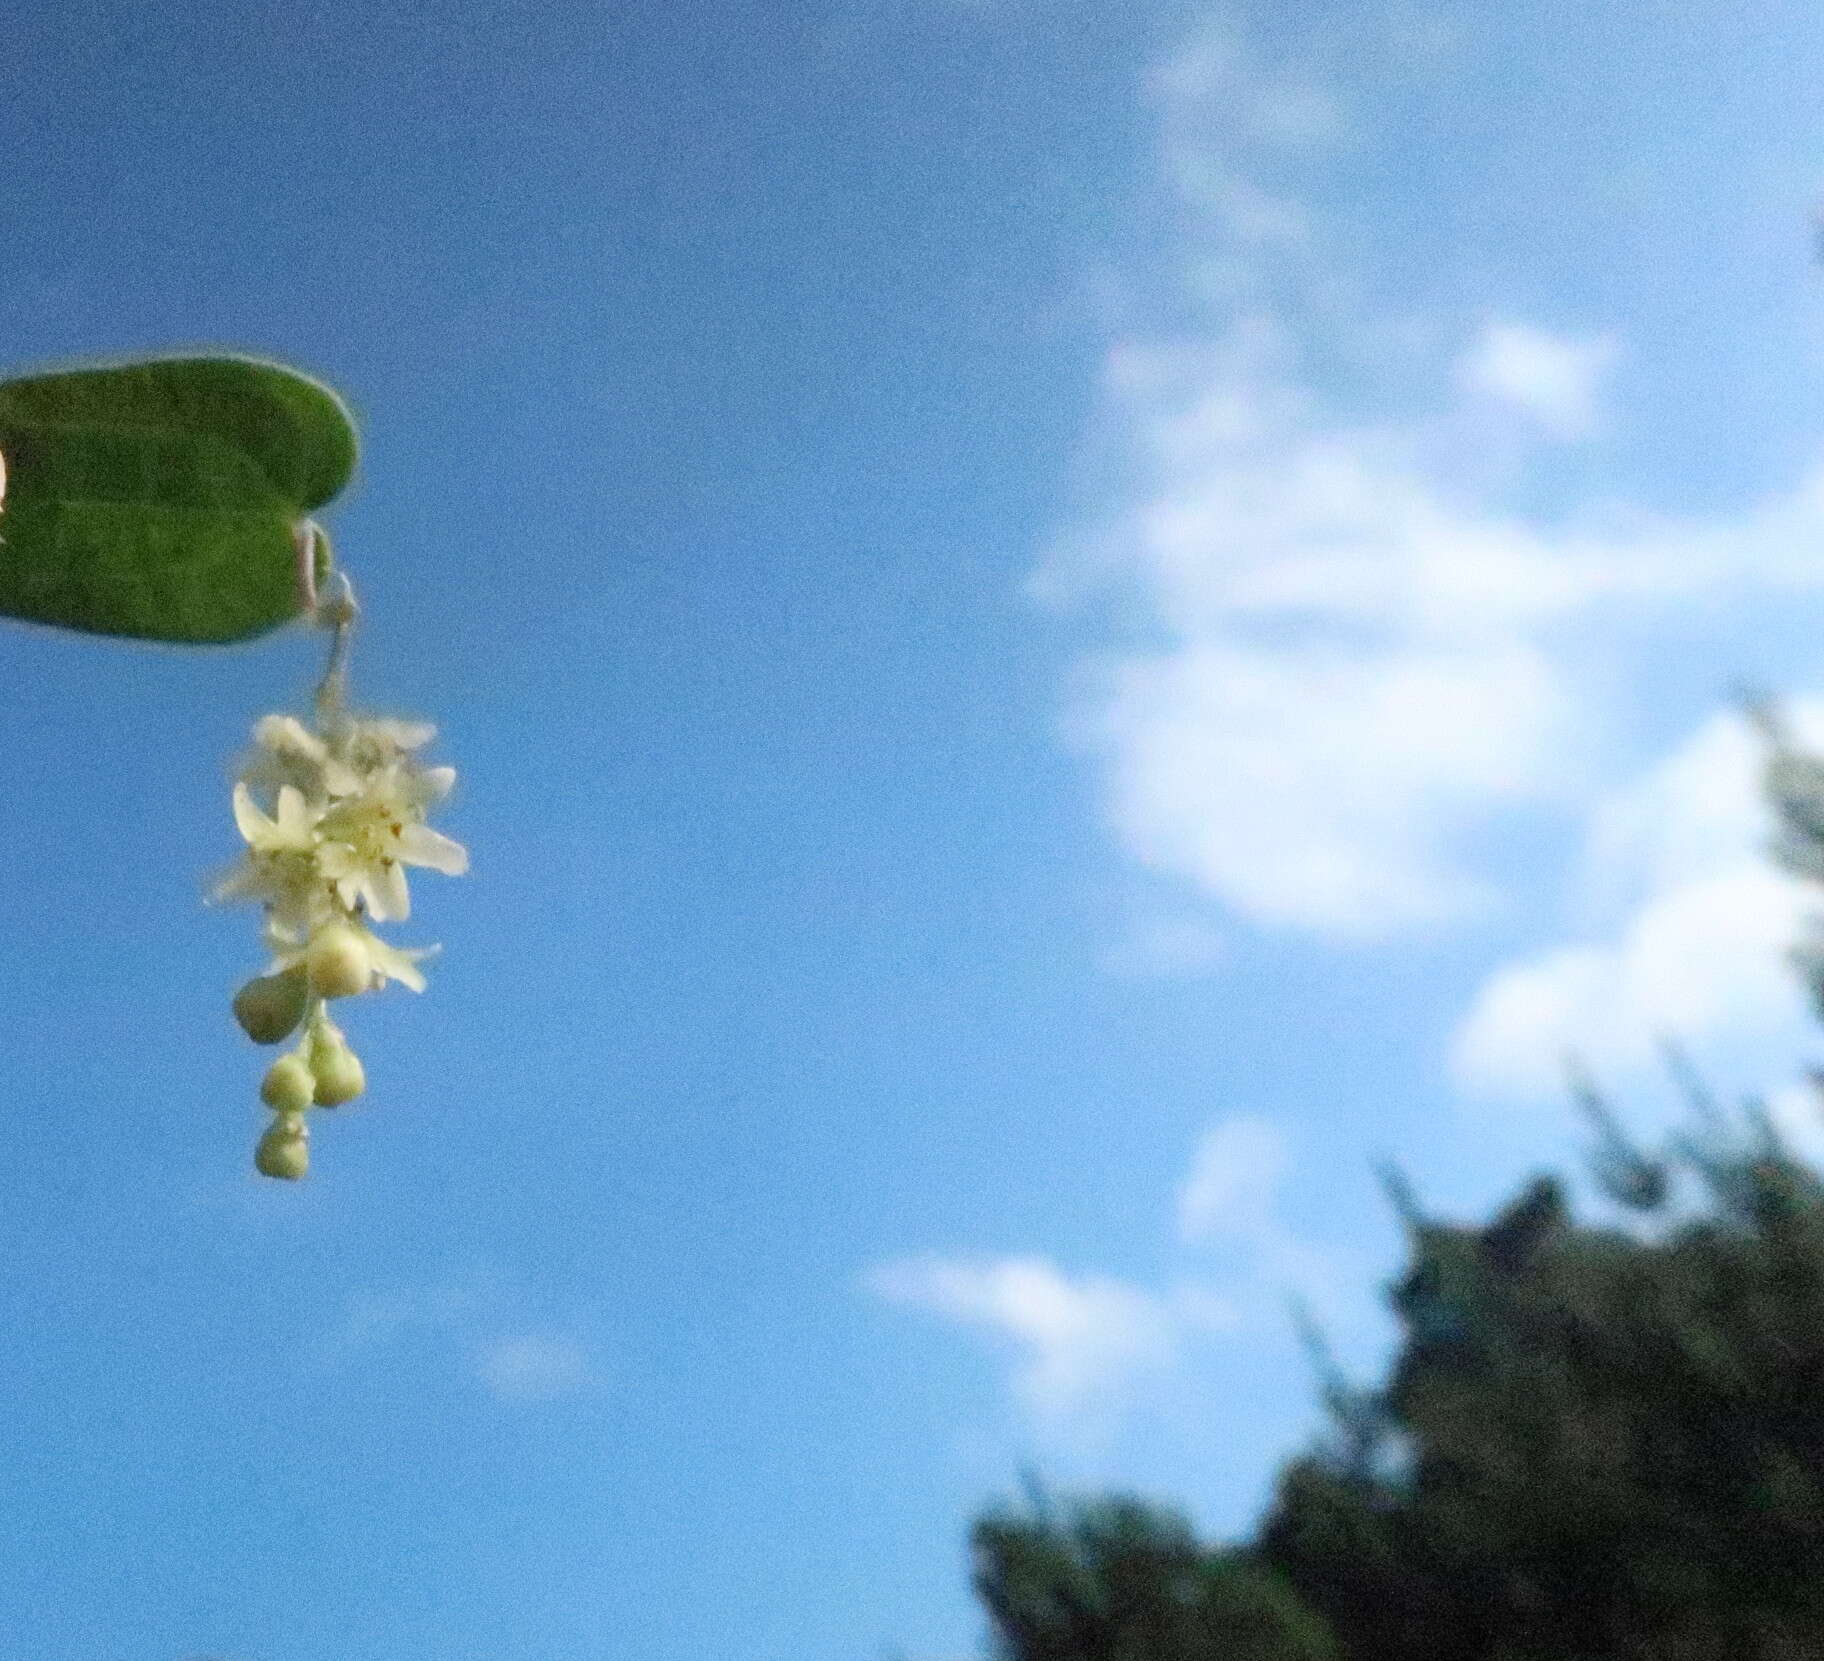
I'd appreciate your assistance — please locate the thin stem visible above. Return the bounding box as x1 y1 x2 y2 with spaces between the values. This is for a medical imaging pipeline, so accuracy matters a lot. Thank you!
293 519 319 614
312 569 360 737
315 613 353 731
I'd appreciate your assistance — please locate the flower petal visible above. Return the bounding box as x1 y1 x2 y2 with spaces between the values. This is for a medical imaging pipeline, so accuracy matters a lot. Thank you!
253 715 327 761
364 932 429 992
396 824 469 876
415 765 457 804
232 782 275 847
321 759 364 797
365 718 436 751
365 860 412 923
274 785 317 842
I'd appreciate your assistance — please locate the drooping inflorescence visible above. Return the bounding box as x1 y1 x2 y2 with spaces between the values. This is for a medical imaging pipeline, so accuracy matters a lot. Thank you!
213 565 466 1178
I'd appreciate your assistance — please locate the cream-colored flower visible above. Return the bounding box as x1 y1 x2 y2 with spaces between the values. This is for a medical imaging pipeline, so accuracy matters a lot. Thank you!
218 709 466 928
232 780 316 852
222 690 462 1182
239 715 361 800
314 757 467 922
345 717 437 766
213 782 326 918
263 914 436 994
224 568 467 1175
361 926 437 993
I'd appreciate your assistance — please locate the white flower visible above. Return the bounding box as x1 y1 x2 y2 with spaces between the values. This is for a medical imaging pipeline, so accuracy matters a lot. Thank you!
345 717 437 765
240 715 362 799
314 755 467 922
224 579 469 1175
264 915 436 994
213 782 327 919
362 928 437 993
232 780 317 853
217 707 465 982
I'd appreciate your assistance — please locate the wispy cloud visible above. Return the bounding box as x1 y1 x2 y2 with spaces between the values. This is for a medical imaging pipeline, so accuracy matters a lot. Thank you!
1176 1115 1287 1242
867 1255 1234 1439
866 1114 1364 1446
1036 26 1824 947
319 1281 600 1404
326 1284 484 1352
1176 1115 1368 1318
1452 705 1824 1108
1455 321 1617 440
474 1333 593 1402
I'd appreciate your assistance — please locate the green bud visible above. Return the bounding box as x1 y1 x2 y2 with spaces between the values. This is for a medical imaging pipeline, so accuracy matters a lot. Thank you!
306 922 372 999
255 1114 309 1181
260 1053 316 1115
308 1029 366 1107
232 966 310 1045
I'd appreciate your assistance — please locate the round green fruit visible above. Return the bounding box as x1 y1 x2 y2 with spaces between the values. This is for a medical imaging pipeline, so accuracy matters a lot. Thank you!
260 1054 316 1115
255 1117 309 1181
310 1038 365 1107
306 923 372 999
233 966 309 1044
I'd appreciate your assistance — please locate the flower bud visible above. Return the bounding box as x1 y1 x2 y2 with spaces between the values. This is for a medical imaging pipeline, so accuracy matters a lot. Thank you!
306 922 372 999
260 1053 316 1115
308 1029 366 1107
232 966 310 1045
255 1114 309 1180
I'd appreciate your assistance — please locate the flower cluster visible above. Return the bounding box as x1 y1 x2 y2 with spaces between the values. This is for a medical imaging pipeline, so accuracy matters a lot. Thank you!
216 708 467 1178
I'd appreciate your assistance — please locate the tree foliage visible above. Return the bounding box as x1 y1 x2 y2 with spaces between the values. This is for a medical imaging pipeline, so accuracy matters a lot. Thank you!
973 1484 1336 1661
969 712 1824 1660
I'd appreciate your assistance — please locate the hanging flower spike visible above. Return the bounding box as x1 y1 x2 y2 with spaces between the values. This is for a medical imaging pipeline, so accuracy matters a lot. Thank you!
213 569 466 1178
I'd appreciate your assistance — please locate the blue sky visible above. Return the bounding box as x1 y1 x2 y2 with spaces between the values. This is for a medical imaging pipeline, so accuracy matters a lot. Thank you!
7 1 1824 1656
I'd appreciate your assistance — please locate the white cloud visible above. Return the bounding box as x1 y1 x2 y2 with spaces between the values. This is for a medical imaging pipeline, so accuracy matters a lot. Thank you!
1456 321 1617 439
1175 1116 1368 1323
1576 711 1776 906
1039 30 1824 946
1084 638 1573 937
1177 1115 1287 1242
867 1254 1232 1435
1765 1079 1824 1167
1453 870 1809 1104
868 1115 1370 1443
1451 705 1824 1107
320 1282 597 1403
474 1334 593 1402
1149 32 1335 139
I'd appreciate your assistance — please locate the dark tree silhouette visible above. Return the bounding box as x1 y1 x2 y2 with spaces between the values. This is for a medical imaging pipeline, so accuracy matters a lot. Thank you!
968 709 1824 1660
973 1481 1336 1661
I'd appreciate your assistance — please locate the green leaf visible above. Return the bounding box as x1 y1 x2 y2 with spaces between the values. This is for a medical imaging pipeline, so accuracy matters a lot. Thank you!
0 356 359 644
